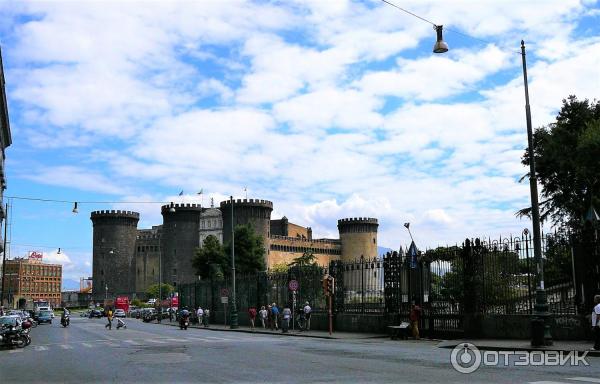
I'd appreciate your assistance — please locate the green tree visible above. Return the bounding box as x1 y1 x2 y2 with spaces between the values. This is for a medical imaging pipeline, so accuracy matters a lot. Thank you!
520 95 600 228
192 235 227 280
146 283 174 300
224 223 266 275
289 250 317 267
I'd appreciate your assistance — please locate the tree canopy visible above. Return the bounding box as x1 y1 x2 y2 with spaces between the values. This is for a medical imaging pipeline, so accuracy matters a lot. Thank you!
520 95 600 228
224 223 266 275
146 283 174 300
192 235 227 280
288 250 317 267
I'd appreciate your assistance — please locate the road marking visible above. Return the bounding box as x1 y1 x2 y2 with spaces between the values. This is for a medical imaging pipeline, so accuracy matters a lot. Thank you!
529 382 574 384
8 349 23 354
81 343 93 348
162 338 183 342
123 340 140 345
145 339 167 344
60 345 73 350
567 379 600 383
205 336 229 340
34 346 49 351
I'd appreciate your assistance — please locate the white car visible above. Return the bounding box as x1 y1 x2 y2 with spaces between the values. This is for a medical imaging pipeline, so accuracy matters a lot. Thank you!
114 309 126 318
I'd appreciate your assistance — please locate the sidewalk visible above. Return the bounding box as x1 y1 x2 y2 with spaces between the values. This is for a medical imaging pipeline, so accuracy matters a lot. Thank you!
156 320 387 340
437 339 600 357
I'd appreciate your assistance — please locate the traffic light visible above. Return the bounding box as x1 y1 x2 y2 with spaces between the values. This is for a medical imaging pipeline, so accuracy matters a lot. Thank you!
327 276 335 296
322 275 330 296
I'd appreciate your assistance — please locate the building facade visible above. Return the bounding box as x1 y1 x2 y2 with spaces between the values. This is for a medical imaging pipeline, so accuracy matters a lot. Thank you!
4 257 62 308
92 199 378 299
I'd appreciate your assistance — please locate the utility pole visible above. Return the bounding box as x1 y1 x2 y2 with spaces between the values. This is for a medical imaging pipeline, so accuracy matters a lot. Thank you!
230 196 238 328
1 203 8 306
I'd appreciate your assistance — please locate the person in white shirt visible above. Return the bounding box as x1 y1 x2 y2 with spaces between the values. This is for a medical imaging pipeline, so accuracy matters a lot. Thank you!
196 307 204 326
303 302 312 331
592 295 600 351
259 306 268 328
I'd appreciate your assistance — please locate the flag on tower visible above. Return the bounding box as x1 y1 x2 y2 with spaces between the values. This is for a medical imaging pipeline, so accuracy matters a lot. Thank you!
178 190 184 196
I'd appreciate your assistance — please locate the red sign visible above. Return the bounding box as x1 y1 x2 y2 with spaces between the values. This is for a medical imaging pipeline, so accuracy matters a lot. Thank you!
220 288 229 297
288 280 299 291
28 251 43 260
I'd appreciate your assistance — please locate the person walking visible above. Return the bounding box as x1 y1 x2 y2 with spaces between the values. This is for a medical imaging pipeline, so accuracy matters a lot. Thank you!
592 295 600 351
271 303 279 330
259 306 268 328
203 308 210 327
409 301 422 340
105 308 113 330
266 304 273 330
248 307 257 330
282 305 291 333
196 306 204 326
303 301 312 331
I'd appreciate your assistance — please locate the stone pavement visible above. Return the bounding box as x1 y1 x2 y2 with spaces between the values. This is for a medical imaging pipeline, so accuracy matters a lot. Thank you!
438 339 600 357
157 320 387 340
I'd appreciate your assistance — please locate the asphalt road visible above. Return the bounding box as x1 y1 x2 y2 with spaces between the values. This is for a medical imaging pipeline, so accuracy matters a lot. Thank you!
0 316 598 383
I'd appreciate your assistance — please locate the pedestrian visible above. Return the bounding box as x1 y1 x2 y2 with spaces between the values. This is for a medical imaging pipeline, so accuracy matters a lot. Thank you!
409 301 422 340
203 308 210 327
282 305 291 333
267 304 272 330
248 307 257 330
303 301 312 331
169 307 174 322
105 308 113 330
271 303 279 330
592 295 600 351
196 306 204 326
259 306 268 328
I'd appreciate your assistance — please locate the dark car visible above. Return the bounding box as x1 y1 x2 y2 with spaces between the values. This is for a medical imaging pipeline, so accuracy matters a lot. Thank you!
89 309 103 318
37 310 53 324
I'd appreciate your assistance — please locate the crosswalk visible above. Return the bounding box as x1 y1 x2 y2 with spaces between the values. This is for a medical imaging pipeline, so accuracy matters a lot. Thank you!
2 335 249 354
530 378 600 384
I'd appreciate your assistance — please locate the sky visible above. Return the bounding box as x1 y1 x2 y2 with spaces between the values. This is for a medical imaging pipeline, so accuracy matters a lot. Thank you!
0 0 599 289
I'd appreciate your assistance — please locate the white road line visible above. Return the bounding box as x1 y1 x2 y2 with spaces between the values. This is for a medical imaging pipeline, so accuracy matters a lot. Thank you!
8 349 23 354
34 346 49 351
60 345 73 350
204 336 229 340
529 382 573 384
81 343 93 348
123 340 140 345
162 338 183 342
145 339 167 344
567 378 600 383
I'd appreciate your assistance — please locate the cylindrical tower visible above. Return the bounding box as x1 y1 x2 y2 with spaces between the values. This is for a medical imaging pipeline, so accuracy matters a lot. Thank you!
161 203 203 288
220 198 273 265
91 210 139 301
338 217 379 262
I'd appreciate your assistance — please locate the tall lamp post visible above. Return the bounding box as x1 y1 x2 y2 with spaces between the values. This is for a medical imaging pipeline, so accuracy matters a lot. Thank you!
521 40 552 346
229 196 238 328
1 202 8 307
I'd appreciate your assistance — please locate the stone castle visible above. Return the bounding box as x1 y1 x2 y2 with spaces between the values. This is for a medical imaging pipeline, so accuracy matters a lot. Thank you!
91 198 378 300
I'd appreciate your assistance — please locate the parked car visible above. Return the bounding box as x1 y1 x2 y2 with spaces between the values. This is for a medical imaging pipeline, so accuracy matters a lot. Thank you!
37 310 53 324
88 309 103 319
128 308 141 318
0 315 23 328
114 309 126 318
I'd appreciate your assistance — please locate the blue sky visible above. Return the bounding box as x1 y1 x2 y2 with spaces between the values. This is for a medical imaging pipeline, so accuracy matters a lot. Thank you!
1 0 599 288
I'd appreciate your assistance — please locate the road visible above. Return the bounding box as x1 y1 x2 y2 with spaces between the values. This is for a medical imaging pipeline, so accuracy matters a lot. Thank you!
0 316 598 383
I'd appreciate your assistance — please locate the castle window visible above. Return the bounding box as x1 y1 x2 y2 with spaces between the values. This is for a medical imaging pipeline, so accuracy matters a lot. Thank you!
208 220 211 228
101 269 104 276
373 238 376 244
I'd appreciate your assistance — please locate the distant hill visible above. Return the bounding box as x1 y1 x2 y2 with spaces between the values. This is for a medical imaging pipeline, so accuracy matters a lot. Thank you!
62 278 80 291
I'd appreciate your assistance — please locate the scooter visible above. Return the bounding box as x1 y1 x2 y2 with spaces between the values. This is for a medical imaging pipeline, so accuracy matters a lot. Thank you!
179 314 190 330
61 314 70 327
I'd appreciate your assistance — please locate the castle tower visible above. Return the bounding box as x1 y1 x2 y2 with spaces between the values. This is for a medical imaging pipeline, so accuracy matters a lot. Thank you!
161 203 203 288
91 210 139 301
338 217 379 262
220 198 273 266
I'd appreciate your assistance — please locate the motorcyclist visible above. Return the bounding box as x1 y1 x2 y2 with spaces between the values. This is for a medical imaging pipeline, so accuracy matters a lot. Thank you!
61 307 70 326
179 307 190 329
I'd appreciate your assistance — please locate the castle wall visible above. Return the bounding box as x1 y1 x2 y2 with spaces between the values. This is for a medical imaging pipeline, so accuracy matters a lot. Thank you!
135 227 161 297
338 218 379 262
91 210 139 301
268 236 341 268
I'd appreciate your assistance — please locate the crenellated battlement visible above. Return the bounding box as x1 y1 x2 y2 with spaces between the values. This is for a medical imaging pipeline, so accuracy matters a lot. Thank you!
220 198 273 209
337 217 378 225
160 203 204 213
91 210 140 220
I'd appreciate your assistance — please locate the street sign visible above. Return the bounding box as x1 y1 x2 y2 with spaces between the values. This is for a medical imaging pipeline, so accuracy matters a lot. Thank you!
288 279 299 291
221 296 228 304
220 288 229 297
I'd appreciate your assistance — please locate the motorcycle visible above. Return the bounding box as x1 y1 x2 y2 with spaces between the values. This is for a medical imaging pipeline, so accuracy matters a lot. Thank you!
61 314 70 328
179 311 190 330
0 325 28 348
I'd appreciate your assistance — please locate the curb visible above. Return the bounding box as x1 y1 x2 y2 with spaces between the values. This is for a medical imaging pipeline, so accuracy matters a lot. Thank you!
438 342 600 357
157 321 337 339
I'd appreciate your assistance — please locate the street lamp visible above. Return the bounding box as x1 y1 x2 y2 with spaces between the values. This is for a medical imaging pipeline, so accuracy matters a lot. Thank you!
105 284 108 300
520 40 552 347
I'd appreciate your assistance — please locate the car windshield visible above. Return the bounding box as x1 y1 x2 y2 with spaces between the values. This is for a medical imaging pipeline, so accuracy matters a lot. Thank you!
39 311 52 316
0 316 18 326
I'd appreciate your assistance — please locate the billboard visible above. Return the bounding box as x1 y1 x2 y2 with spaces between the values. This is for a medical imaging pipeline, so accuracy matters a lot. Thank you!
28 251 43 262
